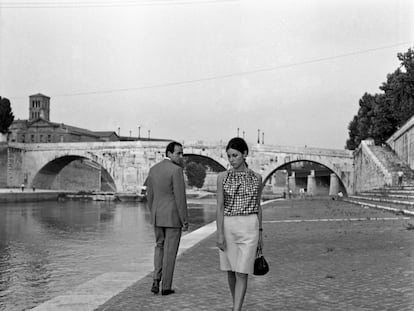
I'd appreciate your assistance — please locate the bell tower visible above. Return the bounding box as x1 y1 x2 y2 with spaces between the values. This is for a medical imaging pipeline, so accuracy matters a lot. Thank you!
29 93 50 121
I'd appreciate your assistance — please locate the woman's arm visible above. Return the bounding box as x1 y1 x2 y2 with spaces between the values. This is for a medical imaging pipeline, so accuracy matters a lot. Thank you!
255 172 264 248
216 172 226 251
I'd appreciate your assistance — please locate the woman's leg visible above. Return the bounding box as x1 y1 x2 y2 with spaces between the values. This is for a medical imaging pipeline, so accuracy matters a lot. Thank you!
227 271 236 303
233 272 248 311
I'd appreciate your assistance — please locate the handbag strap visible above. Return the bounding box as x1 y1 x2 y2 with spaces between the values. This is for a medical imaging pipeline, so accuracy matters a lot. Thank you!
256 243 263 256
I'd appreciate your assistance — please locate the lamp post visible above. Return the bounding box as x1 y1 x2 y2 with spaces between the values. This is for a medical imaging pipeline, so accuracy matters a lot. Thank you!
118 127 120 136
148 130 151 140
237 128 240 137
262 132 264 144
138 125 141 139
257 129 260 144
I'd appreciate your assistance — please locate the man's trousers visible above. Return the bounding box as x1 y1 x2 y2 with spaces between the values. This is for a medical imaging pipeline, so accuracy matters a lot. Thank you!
153 226 182 290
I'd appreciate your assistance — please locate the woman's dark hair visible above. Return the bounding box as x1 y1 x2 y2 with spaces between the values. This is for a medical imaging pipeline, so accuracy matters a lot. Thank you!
226 137 249 155
165 141 182 157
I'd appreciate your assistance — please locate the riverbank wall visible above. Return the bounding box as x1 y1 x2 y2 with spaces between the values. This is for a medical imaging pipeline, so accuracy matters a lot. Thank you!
0 143 8 187
0 190 118 203
0 190 61 203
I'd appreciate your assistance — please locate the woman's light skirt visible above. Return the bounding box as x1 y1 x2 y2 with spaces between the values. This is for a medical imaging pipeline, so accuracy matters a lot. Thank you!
219 214 259 274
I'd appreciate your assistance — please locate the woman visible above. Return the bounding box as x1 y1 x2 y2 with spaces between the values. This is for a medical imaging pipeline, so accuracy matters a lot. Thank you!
216 137 263 311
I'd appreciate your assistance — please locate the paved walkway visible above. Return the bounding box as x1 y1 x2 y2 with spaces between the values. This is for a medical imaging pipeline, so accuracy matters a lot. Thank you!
94 199 414 311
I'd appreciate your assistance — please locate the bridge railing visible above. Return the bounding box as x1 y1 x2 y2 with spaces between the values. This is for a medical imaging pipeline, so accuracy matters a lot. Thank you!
9 141 354 158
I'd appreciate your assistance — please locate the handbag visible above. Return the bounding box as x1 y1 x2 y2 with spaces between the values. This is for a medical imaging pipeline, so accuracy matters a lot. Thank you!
253 243 269 276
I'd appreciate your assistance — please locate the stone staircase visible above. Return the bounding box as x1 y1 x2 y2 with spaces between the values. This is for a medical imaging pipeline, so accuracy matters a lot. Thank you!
368 144 414 186
345 144 414 216
344 185 414 216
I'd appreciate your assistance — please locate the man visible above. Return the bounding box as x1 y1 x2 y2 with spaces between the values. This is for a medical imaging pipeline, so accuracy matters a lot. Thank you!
397 171 404 186
146 141 189 296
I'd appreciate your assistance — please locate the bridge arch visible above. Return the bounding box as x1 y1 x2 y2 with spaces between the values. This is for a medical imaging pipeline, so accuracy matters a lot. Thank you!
262 159 348 196
32 155 116 191
184 153 227 172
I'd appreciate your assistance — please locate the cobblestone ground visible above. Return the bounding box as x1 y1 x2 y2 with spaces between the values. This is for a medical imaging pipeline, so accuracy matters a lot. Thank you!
95 198 414 311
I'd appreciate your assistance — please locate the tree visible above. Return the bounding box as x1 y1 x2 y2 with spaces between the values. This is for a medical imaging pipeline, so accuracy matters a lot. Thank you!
185 161 207 188
356 93 375 138
0 97 15 134
369 94 397 145
345 47 414 149
380 48 414 126
345 93 376 149
345 116 359 150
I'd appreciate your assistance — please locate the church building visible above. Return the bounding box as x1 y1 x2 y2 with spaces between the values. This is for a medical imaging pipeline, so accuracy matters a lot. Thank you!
8 94 119 143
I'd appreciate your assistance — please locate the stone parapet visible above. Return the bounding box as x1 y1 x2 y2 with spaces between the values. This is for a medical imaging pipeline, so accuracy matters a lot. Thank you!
354 140 393 192
387 114 414 169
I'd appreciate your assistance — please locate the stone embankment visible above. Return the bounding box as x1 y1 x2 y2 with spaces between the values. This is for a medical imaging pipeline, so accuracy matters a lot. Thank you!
0 188 63 203
344 185 414 217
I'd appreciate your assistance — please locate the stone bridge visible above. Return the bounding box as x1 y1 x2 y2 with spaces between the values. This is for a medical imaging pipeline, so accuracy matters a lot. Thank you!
6 141 354 194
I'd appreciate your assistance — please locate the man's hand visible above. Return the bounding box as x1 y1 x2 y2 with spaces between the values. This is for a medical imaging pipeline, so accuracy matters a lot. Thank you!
182 223 189 232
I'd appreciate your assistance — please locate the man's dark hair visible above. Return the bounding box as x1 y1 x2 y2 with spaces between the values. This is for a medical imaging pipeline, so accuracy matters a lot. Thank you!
165 141 183 157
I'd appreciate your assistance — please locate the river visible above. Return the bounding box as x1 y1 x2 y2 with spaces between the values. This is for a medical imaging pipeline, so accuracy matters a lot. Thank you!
0 199 216 311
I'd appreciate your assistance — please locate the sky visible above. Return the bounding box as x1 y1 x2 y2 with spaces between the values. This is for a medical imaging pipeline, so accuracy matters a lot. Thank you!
1 0 413 149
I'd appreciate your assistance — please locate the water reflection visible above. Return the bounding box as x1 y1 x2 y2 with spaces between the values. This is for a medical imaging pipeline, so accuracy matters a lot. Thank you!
0 199 216 311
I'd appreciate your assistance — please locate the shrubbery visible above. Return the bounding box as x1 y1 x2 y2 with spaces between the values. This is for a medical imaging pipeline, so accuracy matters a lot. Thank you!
185 161 207 188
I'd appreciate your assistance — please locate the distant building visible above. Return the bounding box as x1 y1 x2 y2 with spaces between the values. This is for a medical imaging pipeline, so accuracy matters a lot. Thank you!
8 93 170 144
29 93 50 121
8 94 120 143
9 119 121 143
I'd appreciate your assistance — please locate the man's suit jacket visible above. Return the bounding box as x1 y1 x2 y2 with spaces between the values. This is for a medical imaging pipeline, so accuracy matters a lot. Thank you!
146 159 188 228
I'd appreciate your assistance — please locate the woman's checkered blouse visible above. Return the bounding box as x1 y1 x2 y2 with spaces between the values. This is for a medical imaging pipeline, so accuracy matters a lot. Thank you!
223 170 261 216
